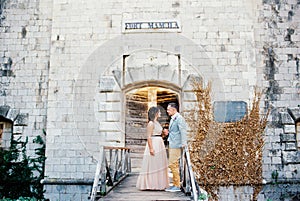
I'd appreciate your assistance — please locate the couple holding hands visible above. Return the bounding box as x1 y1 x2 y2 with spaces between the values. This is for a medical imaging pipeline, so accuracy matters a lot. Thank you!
136 102 187 192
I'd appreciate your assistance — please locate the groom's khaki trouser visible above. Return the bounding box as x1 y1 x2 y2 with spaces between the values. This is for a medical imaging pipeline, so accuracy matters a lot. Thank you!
168 148 181 187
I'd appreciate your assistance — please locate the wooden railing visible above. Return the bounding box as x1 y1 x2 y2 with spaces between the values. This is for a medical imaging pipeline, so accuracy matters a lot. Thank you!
180 146 208 201
90 145 206 201
90 146 131 201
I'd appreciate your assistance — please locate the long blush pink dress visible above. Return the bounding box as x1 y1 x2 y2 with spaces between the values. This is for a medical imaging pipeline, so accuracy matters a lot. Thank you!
136 121 169 190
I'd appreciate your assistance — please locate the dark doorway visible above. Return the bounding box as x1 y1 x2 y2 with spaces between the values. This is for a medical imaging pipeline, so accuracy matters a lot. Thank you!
125 86 178 171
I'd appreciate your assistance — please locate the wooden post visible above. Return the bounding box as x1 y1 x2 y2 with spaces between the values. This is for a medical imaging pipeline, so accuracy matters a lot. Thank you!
184 146 198 201
90 146 105 201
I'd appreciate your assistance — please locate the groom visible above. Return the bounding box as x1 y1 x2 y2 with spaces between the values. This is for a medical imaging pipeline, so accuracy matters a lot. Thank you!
165 102 187 192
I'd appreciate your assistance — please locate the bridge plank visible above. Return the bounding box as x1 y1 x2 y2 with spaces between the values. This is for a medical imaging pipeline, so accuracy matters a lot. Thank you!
99 173 191 201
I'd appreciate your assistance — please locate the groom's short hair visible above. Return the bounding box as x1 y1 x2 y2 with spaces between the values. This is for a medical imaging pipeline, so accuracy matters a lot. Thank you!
168 102 178 111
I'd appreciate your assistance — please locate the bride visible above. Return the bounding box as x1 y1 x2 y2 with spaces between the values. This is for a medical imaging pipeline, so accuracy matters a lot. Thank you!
136 106 169 190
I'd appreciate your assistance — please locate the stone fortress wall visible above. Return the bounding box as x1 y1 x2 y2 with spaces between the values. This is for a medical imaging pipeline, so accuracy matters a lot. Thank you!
0 0 299 200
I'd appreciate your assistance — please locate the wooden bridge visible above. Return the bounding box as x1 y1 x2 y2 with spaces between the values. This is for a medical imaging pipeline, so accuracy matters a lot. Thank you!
90 146 207 201
99 173 191 201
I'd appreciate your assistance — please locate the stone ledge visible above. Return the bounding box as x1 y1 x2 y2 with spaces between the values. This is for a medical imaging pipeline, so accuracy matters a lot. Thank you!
41 178 93 185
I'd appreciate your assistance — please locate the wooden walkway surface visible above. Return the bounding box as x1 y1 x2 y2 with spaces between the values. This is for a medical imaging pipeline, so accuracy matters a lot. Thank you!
99 173 192 201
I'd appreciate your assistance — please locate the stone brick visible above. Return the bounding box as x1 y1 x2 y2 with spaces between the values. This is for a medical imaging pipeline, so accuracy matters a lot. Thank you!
106 111 120 121
13 126 23 134
106 92 122 101
243 186 254 194
14 113 29 126
98 102 121 111
285 142 297 151
99 121 121 131
259 184 300 201
282 151 300 164
284 125 296 134
270 135 281 143
287 107 300 120
6 108 20 121
281 133 296 142
263 157 272 164
280 112 295 124
272 156 282 164
182 92 197 101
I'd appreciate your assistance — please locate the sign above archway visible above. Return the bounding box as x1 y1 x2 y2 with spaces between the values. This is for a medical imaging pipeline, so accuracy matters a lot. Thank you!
122 20 181 33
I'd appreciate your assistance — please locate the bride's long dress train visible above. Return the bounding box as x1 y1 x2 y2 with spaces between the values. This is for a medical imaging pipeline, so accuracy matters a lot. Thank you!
136 136 169 190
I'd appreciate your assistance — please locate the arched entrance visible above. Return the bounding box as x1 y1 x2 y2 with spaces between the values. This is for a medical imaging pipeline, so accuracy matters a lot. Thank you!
124 84 179 171
71 33 220 162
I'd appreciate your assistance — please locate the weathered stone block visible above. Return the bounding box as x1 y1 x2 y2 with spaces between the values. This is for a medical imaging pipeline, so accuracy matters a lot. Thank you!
265 128 283 136
127 66 146 82
181 69 190 87
98 121 121 131
98 102 121 111
269 147 281 157
0 105 10 117
263 157 272 164
44 184 91 201
13 126 23 134
243 186 254 194
264 141 272 149
99 76 119 92
280 112 294 124
284 125 296 134
182 102 197 111
259 184 300 201
281 133 296 142
287 107 300 121
106 92 121 101
285 142 297 151
272 156 282 164
182 74 202 90
270 132 281 141
282 151 300 164
14 113 29 126
107 111 120 121
6 108 20 121
182 91 197 101
158 65 179 84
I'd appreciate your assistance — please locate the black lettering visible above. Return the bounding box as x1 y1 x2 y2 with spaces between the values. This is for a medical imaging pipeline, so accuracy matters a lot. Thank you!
174 22 179 29
148 22 154 29
125 23 142 30
125 21 180 30
159 22 164 28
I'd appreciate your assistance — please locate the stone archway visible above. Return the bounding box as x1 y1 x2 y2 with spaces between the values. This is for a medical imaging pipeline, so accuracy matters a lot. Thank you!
92 47 205 170
71 33 223 160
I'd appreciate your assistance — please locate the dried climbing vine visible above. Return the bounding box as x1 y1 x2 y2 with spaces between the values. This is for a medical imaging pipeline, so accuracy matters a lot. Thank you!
185 80 269 200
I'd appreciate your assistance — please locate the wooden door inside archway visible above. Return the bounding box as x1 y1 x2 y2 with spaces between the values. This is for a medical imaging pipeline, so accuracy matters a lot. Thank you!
125 86 179 172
